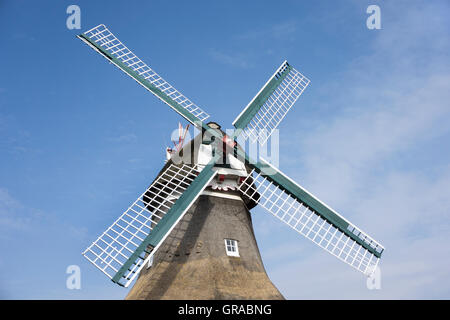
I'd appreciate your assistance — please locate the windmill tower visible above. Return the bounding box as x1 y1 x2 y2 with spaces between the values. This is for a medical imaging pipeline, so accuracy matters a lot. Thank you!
127 124 283 299
78 24 385 299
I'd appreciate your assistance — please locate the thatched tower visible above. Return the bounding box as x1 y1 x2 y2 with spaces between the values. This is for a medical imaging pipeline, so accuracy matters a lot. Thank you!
126 123 284 300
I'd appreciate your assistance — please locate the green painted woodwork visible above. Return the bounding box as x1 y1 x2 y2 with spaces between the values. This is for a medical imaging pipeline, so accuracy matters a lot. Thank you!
232 64 292 131
78 34 213 133
111 156 219 285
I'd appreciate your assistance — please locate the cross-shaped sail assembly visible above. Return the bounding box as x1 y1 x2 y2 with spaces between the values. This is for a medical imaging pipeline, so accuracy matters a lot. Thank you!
78 24 384 288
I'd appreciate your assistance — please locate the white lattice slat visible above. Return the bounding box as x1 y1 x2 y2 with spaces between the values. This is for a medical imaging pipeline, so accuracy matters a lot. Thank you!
233 61 310 145
79 24 210 123
238 168 384 275
82 164 207 286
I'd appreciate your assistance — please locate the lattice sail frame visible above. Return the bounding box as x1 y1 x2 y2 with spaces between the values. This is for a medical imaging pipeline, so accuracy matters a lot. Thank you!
232 60 310 145
77 23 384 283
82 163 216 287
78 24 210 124
238 162 384 276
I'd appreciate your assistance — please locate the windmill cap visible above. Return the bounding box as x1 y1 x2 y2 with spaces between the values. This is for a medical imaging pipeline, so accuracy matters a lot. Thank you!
207 122 221 130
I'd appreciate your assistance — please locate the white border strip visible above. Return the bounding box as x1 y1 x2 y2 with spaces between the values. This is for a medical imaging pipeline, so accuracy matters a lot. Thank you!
232 60 288 126
202 190 244 202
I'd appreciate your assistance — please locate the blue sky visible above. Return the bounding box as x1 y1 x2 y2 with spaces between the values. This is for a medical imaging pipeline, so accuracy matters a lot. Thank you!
0 0 449 299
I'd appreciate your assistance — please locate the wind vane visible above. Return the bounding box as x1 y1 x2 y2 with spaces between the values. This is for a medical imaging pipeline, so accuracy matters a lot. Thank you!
166 122 190 161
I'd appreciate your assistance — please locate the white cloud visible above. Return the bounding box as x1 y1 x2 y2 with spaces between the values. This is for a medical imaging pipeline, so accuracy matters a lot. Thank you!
296 73 450 209
0 188 89 239
209 48 252 69
128 158 142 164
0 188 32 232
0 187 97 298
235 20 298 41
209 20 300 69
109 133 138 143
265 1 450 299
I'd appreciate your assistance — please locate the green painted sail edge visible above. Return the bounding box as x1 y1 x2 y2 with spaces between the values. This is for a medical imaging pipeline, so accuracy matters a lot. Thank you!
256 160 382 258
233 64 292 131
78 34 211 132
145 162 217 248
111 158 219 284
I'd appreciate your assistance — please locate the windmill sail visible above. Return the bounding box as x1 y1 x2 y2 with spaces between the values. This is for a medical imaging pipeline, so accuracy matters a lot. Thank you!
232 61 310 145
77 24 384 289
78 24 210 127
82 161 217 287
238 158 384 275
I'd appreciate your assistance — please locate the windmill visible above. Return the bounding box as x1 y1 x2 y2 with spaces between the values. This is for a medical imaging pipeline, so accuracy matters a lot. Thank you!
166 122 190 161
78 24 385 299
